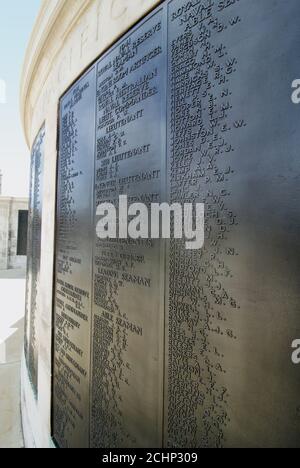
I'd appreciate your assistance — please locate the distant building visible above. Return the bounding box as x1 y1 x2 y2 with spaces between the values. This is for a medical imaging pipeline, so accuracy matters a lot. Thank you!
0 197 29 270
0 173 28 270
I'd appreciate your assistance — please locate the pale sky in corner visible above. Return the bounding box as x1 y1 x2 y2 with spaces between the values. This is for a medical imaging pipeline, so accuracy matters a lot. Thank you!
0 0 41 198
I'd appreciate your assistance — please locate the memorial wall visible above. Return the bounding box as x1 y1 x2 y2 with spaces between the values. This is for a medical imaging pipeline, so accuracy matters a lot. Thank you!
21 0 300 448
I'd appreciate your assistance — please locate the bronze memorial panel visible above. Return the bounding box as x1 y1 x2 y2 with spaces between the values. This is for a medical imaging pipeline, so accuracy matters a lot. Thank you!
90 7 166 448
53 68 96 447
25 125 45 395
52 0 300 448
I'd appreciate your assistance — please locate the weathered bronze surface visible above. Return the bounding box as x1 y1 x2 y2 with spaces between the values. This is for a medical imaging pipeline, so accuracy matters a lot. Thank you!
90 7 166 448
52 68 96 448
52 0 300 448
24 125 45 395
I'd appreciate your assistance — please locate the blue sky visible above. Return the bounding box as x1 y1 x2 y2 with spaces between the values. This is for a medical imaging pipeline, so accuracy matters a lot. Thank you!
0 0 41 197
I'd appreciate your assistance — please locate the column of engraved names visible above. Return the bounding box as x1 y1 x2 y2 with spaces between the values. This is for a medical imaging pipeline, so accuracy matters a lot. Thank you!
53 72 95 448
24 143 35 368
91 12 165 448
54 102 82 446
166 0 242 448
25 127 44 394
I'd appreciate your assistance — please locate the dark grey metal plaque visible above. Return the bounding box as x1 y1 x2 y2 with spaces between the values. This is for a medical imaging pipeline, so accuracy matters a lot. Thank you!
165 0 300 449
53 68 96 448
53 0 300 448
91 7 166 448
24 125 44 395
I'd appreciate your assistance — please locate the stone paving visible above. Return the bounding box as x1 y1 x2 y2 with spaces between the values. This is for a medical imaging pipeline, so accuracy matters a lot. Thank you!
0 270 25 448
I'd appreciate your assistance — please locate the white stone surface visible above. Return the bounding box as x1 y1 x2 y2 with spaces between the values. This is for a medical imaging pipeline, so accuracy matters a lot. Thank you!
0 363 23 448
0 277 25 448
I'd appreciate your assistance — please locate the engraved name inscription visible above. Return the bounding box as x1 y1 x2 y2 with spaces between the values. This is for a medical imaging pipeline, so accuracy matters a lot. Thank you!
24 125 45 395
